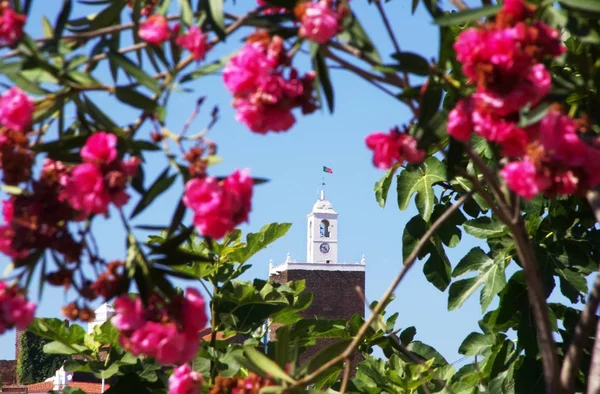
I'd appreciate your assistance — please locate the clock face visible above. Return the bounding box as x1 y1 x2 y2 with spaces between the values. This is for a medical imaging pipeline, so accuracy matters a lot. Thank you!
320 243 330 254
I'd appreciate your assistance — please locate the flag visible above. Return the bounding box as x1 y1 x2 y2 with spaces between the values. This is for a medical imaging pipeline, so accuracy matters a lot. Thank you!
323 166 333 174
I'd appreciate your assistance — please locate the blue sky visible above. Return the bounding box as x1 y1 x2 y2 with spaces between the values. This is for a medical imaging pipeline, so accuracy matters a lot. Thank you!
0 0 499 365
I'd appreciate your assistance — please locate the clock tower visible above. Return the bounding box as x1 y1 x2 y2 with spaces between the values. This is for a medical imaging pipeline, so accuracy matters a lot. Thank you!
307 189 338 264
268 189 366 369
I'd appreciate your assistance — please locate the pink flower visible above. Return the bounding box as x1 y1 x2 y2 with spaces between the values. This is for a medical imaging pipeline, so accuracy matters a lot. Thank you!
223 43 271 96
168 364 202 394
128 322 196 365
81 132 118 165
299 0 340 44
447 99 474 142
121 157 141 177
234 99 296 134
139 15 171 45
113 295 144 331
538 110 587 167
0 6 26 46
0 282 36 333
554 170 579 195
0 87 34 132
65 163 111 216
365 129 423 169
400 135 426 164
176 26 209 61
183 289 208 336
366 132 401 170
3 294 35 329
454 28 491 82
502 0 534 22
184 169 254 239
500 160 541 199
474 63 551 117
472 109 529 157
223 169 254 224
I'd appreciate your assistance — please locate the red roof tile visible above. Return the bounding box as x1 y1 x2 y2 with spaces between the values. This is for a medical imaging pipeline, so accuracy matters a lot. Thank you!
26 381 110 393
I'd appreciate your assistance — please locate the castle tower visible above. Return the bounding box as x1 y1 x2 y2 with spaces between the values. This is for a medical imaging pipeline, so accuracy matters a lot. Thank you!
87 303 115 334
269 189 366 362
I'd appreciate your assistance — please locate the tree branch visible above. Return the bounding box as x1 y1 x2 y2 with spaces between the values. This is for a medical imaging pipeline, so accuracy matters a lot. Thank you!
511 219 560 393
588 320 600 394
560 272 600 393
291 192 472 389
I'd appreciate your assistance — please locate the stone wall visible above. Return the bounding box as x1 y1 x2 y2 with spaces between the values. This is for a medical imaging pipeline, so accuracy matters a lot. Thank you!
0 360 17 386
269 268 365 371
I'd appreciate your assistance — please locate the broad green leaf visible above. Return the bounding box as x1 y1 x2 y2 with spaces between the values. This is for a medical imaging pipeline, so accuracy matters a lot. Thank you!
559 0 600 12
403 215 451 291
400 326 416 345
374 165 398 208
242 347 296 384
463 217 508 239
406 341 448 366
452 247 491 277
557 268 587 303
301 339 351 376
130 168 178 219
448 247 506 312
434 5 502 26
458 332 495 356
229 222 292 264
397 156 446 221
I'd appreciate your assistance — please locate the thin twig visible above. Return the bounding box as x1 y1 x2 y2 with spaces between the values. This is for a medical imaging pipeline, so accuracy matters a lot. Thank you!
449 0 469 10
560 273 600 393
291 192 472 389
587 320 600 394
373 0 411 87
339 358 352 394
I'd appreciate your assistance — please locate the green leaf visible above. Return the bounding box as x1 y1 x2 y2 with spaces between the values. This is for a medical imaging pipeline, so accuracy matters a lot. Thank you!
108 52 161 94
390 52 430 76
463 217 508 239
179 52 236 82
229 223 292 264
130 168 178 219
400 326 417 345
452 247 491 278
397 156 446 221
458 332 495 356
54 0 73 41
242 347 296 384
434 5 502 26
559 0 600 12
337 11 381 64
115 87 161 112
448 247 506 312
313 46 334 114
402 215 452 291
203 0 225 40
179 0 194 26
374 165 398 208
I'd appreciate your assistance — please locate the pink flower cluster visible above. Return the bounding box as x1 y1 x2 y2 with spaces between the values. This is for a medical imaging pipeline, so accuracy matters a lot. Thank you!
500 108 600 199
365 127 425 169
0 281 36 333
63 132 139 216
0 87 34 132
168 364 202 394
0 4 25 46
113 289 208 365
445 0 600 199
184 169 253 239
139 15 209 61
223 35 317 133
296 0 342 44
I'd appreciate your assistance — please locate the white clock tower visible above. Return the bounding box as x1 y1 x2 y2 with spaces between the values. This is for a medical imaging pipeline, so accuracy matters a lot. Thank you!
306 189 338 264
